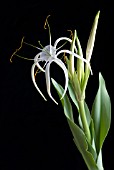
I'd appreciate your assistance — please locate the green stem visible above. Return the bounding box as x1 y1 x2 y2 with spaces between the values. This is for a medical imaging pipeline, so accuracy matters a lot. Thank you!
81 64 90 98
71 72 91 143
78 100 91 143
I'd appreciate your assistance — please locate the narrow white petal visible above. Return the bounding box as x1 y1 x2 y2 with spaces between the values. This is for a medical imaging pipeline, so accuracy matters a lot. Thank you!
31 63 47 101
34 52 46 72
56 49 92 74
45 62 58 105
35 62 45 72
54 37 77 52
51 58 68 99
45 58 68 102
54 37 72 47
34 53 41 62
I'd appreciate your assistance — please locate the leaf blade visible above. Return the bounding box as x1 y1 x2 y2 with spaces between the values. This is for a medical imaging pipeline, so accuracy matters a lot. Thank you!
92 73 111 153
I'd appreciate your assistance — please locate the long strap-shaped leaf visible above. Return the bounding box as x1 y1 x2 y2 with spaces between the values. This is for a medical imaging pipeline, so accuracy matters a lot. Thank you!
91 73 111 155
52 78 99 170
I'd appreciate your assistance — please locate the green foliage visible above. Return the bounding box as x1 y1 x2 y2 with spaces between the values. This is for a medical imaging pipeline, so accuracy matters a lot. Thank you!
52 72 111 170
91 73 111 154
52 78 97 170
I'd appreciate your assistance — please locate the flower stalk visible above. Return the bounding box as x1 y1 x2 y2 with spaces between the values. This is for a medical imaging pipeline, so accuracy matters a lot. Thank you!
78 99 91 142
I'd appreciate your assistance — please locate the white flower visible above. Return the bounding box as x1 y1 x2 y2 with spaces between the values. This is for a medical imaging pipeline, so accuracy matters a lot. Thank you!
31 36 91 104
31 42 68 105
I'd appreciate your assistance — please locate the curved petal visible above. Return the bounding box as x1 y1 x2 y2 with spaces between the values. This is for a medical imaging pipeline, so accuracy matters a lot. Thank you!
53 58 68 99
45 61 58 105
45 58 68 103
56 49 92 74
34 53 41 62
34 53 45 72
31 63 47 101
54 37 77 52
35 61 45 72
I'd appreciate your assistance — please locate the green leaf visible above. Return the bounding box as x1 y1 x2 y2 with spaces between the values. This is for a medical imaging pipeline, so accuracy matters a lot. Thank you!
51 78 74 122
69 119 98 170
84 102 91 127
52 78 99 170
91 73 111 154
68 80 79 109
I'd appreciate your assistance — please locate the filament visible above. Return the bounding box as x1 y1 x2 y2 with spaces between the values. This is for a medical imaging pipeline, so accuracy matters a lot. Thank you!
23 41 42 50
14 54 34 61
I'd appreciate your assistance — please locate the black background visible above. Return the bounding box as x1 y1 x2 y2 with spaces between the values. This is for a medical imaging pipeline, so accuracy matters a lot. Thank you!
0 0 113 169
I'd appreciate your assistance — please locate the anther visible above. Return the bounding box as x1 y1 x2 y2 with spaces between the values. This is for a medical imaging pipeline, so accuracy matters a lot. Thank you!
44 15 51 29
67 30 74 40
10 36 25 63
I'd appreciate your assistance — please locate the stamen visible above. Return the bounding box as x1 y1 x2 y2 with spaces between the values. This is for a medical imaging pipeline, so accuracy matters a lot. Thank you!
56 41 68 51
10 36 24 63
44 15 51 51
38 41 51 56
38 41 44 49
44 15 51 30
23 42 42 50
67 30 74 40
14 54 34 61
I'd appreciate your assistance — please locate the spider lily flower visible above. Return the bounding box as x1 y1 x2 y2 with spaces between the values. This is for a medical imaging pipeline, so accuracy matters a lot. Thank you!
10 34 92 105
32 36 92 105
31 44 68 105
32 43 68 105
10 16 92 104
